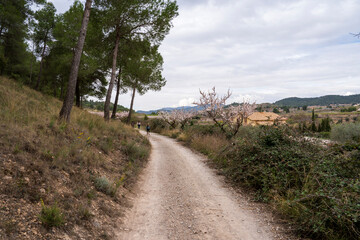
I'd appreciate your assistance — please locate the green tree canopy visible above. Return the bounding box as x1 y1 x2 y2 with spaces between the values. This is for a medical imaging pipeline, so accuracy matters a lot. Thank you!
98 0 178 120
122 39 165 122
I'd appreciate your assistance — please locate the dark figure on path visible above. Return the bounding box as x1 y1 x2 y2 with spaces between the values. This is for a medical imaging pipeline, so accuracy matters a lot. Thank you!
146 124 150 135
137 121 141 129
131 121 135 128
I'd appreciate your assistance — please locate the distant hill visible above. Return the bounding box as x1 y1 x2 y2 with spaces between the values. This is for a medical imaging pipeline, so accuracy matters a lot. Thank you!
137 105 203 114
275 94 360 107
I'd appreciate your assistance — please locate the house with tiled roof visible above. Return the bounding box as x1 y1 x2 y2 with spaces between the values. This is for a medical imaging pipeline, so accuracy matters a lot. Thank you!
245 112 287 126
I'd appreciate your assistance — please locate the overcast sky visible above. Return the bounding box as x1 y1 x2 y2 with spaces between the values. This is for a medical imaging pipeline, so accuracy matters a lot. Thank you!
49 0 360 111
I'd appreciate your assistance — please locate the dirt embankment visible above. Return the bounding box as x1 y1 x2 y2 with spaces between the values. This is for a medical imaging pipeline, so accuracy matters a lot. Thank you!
0 77 150 239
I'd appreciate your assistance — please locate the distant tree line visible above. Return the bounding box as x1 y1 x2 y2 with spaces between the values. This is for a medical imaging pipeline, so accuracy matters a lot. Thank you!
340 106 358 112
0 0 178 122
82 100 129 112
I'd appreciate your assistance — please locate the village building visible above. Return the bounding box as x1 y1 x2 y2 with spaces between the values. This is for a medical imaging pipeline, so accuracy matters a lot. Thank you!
245 112 287 126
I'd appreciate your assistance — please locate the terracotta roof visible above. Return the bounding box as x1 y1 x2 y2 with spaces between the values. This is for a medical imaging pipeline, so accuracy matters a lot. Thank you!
248 112 282 121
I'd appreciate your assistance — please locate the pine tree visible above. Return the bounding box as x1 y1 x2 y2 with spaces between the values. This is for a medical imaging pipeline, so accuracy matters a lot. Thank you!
312 108 315 122
33 2 56 90
99 0 179 120
311 122 317 132
59 0 93 122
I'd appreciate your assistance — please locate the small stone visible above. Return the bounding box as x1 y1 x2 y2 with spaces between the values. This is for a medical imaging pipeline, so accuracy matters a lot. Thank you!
39 188 46 194
24 177 30 183
93 220 101 228
3 176 12 181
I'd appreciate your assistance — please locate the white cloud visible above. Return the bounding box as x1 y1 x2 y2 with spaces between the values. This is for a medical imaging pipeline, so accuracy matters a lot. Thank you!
178 98 196 107
343 92 355 96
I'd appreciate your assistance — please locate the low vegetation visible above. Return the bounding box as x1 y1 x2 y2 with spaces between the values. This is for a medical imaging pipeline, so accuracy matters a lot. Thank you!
0 77 150 239
331 123 360 143
39 199 64 228
150 117 360 240
82 100 129 112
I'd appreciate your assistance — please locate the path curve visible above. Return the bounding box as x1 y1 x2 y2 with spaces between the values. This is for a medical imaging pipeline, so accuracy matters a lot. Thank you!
116 132 282 240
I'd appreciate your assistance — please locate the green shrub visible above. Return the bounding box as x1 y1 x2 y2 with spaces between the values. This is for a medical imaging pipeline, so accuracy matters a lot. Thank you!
273 108 280 113
184 124 222 136
318 117 331 132
121 140 150 162
78 205 92 221
94 176 116 197
214 126 359 239
39 199 64 228
331 123 360 143
236 126 261 140
98 137 113 154
149 118 168 133
319 131 330 139
170 131 180 139
340 106 357 112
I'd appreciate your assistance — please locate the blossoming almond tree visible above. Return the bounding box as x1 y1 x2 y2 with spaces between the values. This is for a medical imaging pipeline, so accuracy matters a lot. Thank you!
159 111 177 129
115 111 129 119
194 87 231 133
174 109 196 129
194 87 256 137
224 101 256 136
159 109 196 129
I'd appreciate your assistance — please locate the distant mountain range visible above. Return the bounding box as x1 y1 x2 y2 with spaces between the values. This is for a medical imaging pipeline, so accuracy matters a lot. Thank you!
136 94 360 114
137 105 203 114
275 94 360 107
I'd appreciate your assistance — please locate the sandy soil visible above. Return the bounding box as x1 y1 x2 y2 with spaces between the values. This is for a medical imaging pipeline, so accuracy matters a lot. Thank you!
116 132 295 240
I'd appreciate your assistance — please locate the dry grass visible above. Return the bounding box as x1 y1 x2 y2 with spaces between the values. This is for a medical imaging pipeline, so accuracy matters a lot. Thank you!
190 134 228 156
0 77 150 239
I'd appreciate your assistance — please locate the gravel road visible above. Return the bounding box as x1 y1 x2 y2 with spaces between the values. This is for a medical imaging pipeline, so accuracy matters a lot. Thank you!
116 132 284 240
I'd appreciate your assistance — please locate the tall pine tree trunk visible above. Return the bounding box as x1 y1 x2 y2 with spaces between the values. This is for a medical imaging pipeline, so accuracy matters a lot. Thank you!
59 0 92 122
127 86 136 123
104 26 120 121
111 67 122 119
35 36 47 90
75 79 80 107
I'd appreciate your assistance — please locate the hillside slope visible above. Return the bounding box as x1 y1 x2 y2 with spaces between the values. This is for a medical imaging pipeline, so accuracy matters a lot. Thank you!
0 77 150 239
275 94 360 107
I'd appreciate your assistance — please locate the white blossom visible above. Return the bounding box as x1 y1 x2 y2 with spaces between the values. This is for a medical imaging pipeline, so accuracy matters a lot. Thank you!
194 87 256 136
159 108 196 129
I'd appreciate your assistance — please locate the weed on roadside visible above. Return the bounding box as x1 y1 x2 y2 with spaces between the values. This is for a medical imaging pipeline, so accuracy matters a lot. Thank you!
39 199 64 228
94 176 117 197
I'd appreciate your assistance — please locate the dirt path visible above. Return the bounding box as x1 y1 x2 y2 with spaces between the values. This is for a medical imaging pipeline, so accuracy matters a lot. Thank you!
116 132 289 240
